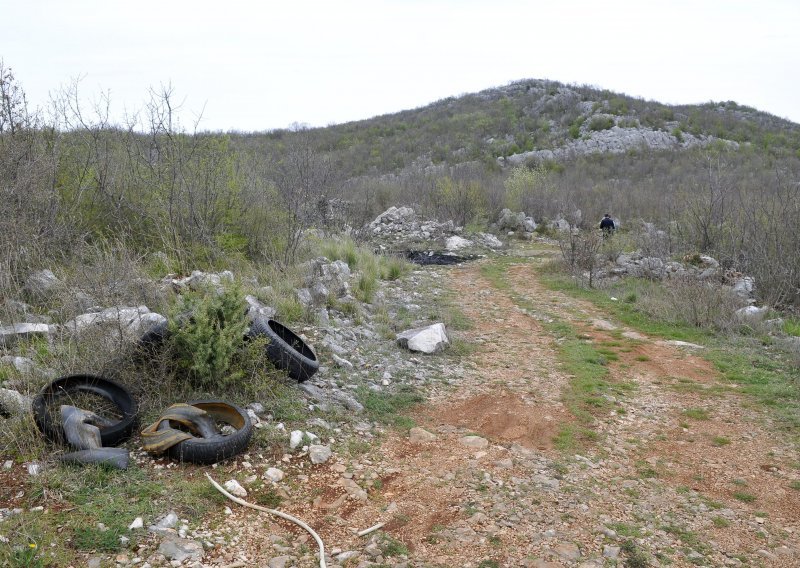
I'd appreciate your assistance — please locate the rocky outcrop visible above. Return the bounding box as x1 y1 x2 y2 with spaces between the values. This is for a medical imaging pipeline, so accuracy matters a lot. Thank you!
63 306 166 344
500 127 736 166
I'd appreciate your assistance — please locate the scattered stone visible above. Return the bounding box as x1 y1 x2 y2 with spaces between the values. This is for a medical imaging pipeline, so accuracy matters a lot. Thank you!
129 517 144 530
331 354 354 369
24 269 62 301
445 236 472 251
26 462 41 476
0 323 52 349
150 512 179 532
0 356 35 374
158 536 204 563
397 323 449 354
735 305 769 324
264 467 285 482
603 545 620 559
554 542 581 561
459 435 489 449
409 427 437 443
245 295 276 319
0 388 31 417
656 339 704 350
309 445 332 464
63 306 166 344
267 555 292 568
223 479 247 498
592 319 617 331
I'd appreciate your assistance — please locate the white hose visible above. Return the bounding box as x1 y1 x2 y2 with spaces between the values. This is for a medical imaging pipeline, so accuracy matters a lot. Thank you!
205 473 327 568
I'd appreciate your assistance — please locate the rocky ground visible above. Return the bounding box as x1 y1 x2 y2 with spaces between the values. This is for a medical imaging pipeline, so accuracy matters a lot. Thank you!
2 243 799 568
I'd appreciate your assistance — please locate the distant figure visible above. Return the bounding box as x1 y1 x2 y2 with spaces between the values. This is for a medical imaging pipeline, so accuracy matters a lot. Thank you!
600 213 615 236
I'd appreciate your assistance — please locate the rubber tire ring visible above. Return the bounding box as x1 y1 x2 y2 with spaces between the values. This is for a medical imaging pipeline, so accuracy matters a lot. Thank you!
32 374 139 447
247 316 319 382
163 400 253 465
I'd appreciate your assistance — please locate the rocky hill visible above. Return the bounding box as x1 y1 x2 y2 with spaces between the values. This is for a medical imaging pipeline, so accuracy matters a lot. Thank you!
241 79 800 178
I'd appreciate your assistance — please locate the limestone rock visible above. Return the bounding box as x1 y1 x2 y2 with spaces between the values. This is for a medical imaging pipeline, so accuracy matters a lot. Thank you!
223 479 247 498
245 295 276 319
309 444 332 464
0 388 31 417
0 355 35 374
158 536 204 562
63 306 166 344
397 323 449 354
264 467 285 482
497 209 526 232
0 323 52 349
459 435 489 449
409 427 437 443
24 269 62 302
445 236 472 251
735 305 769 324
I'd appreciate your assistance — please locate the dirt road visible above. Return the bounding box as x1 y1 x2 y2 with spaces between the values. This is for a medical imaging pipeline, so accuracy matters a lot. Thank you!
220 255 799 567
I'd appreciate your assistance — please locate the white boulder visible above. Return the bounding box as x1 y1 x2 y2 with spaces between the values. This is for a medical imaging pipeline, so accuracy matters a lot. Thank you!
397 323 449 354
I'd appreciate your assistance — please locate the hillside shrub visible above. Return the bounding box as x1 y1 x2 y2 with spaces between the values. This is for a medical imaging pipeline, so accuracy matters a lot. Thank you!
168 283 249 390
589 116 615 131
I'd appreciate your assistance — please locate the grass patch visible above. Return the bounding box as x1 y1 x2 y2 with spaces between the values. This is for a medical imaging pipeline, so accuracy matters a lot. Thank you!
789 481 800 490
711 436 731 447
607 522 643 538
683 408 711 420
0 464 223 567
621 539 650 568
733 491 756 503
357 385 423 429
712 516 731 528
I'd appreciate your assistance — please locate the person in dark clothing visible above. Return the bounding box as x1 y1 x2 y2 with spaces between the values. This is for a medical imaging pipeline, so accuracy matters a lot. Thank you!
600 213 615 236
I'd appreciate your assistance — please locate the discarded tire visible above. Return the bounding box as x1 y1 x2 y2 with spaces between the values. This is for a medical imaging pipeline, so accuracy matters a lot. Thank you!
248 317 319 382
136 319 170 353
32 374 139 447
152 400 253 465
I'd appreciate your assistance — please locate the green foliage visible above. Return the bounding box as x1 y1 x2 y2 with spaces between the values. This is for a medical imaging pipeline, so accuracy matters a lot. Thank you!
357 385 423 429
682 408 710 420
621 539 650 568
733 491 756 503
503 165 550 213
169 283 249 389
589 116 615 131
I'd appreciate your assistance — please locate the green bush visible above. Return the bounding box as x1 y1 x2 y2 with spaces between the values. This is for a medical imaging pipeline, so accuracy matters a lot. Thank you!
169 283 249 390
589 116 615 131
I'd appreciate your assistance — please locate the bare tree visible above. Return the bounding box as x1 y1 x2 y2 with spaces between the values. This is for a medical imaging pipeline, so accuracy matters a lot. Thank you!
269 126 337 266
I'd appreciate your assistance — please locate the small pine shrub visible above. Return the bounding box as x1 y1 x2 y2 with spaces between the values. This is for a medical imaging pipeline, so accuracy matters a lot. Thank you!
169 283 249 390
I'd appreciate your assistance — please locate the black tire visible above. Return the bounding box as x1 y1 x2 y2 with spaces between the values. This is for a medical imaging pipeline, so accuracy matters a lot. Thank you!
32 374 139 447
136 319 170 354
247 317 319 382
162 400 253 465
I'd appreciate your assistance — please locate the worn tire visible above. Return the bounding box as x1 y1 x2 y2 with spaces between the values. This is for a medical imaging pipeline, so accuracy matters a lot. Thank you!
162 400 253 465
136 319 170 353
248 317 319 382
32 374 139 447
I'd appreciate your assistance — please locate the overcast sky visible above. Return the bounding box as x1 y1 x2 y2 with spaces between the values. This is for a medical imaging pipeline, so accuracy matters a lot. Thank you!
2 0 798 132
